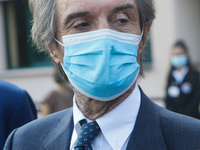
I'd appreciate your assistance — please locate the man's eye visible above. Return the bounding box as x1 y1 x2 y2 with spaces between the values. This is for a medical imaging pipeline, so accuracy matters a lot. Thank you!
113 13 130 26
118 19 128 24
74 22 90 29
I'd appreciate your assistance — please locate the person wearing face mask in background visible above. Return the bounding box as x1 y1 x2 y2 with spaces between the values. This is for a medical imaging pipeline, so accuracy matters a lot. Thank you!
165 40 200 119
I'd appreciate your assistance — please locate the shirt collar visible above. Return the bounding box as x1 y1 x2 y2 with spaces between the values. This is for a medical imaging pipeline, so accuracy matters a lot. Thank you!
71 84 141 149
172 66 189 84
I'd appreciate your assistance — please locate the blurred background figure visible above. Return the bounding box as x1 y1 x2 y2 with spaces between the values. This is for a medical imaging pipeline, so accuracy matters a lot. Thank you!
41 70 74 116
0 80 37 149
165 40 200 119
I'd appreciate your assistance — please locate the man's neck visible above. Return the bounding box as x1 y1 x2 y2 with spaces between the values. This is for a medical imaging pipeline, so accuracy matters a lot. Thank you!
73 84 136 120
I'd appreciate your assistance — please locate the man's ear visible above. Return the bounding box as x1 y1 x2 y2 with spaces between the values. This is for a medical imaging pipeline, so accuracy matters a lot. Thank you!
138 21 152 54
48 46 62 64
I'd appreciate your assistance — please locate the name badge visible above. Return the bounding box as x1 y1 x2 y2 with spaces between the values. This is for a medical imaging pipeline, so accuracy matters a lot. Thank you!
181 82 192 94
168 85 180 98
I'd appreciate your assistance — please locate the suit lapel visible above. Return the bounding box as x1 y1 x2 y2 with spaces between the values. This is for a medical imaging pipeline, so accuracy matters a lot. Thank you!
126 87 167 150
43 108 74 150
39 88 168 150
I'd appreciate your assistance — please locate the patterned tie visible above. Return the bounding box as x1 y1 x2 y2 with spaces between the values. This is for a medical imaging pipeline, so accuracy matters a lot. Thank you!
74 120 101 150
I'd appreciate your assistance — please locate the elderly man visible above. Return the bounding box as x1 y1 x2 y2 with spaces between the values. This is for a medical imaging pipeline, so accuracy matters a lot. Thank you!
4 0 200 150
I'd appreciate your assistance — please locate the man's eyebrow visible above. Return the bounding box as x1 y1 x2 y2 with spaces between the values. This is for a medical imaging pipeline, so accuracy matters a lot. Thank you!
64 4 135 25
65 11 89 25
112 3 135 13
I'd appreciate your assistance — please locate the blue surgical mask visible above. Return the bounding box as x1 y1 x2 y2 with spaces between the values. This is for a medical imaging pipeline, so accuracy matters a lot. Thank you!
56 29 142 101
171 54 188 68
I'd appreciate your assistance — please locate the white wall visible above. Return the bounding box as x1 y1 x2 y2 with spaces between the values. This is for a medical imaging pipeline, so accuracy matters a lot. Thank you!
0 67 57 103
139 0 177 99
139 0 200 100
174 0 200 64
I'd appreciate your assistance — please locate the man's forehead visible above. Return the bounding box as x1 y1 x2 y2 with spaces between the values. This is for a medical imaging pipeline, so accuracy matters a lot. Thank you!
56 0 138 14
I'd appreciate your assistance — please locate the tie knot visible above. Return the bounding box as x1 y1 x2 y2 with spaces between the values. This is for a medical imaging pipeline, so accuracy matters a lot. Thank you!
74 120 101 150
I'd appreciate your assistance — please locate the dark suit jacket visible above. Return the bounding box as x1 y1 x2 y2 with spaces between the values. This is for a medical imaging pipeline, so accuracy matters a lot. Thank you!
165 67 200 119
0 80 37 150
3 87 200 150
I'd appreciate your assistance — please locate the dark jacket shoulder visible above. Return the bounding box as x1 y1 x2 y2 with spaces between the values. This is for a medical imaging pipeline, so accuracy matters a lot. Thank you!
16 108 73 136
4 108 73 150
132 87 200 150
159 106 200 149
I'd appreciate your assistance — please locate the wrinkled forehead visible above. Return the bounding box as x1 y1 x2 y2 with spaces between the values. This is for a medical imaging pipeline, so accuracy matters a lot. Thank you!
56 0 138 18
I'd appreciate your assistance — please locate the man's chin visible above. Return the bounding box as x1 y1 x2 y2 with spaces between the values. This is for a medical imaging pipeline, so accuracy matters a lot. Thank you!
72 83 136 103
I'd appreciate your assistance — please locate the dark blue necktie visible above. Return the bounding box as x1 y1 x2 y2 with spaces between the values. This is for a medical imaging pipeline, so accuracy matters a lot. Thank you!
74 120 101 150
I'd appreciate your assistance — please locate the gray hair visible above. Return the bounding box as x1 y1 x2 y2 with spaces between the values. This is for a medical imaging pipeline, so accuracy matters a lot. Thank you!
137 0 156 29
29 0 57 52
29 0 155 53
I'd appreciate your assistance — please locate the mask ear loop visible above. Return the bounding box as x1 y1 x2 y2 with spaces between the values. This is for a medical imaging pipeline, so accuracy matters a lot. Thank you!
138 30 144 44
54 38 65 66
54 37 65 47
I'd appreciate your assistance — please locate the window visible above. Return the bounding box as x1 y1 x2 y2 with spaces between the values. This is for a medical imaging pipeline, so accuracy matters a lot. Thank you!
142 32 152 67
3 0 51 69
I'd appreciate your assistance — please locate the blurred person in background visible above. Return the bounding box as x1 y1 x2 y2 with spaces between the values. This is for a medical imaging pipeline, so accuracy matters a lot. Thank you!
41 70 73 116
0 80 37 149
165 40 200 119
